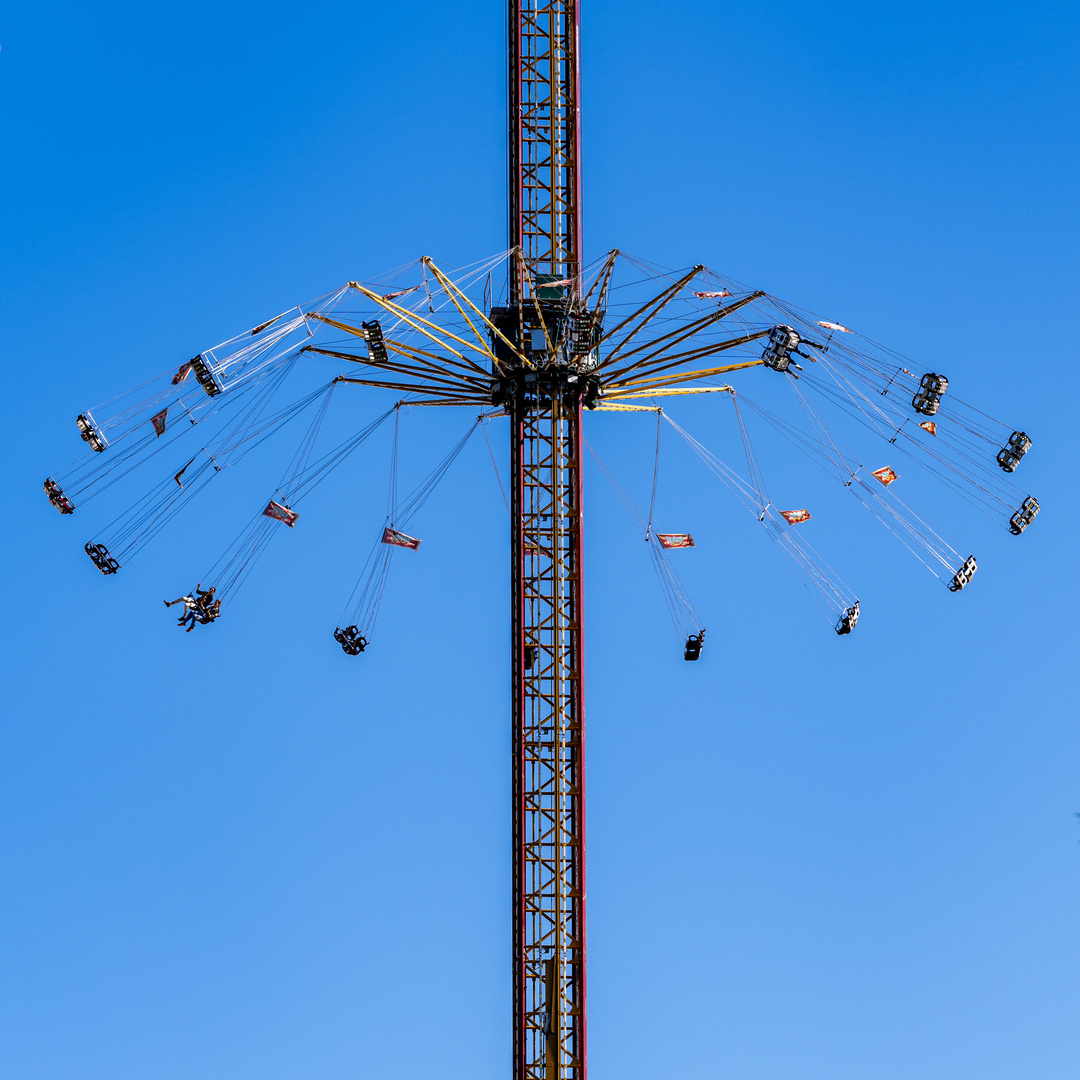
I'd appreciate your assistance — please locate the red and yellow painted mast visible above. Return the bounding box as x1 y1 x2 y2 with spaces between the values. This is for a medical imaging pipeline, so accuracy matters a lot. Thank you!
506 2 586 1078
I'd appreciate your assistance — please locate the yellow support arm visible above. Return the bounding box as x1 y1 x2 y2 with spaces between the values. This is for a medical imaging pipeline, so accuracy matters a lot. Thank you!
592 403 662 413
611 359 763 393
347 281 490 374
423 256 525 368
602 385 734 400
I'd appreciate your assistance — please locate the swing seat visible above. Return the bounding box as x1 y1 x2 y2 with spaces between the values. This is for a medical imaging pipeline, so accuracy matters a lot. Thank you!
335 625 368 655
44 477 75 514
835 600 860 635
996 430 1031 472
948 555 977 592
190 354 222 397
683 630 704 661
1009 496 1039 535
761 325 802 373
362 320 388 364
85 542 120 575
76 413 108 452
911 372 948 416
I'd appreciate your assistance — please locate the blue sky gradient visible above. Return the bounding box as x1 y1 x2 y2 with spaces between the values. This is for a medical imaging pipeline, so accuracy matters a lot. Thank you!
2 2 1078 1078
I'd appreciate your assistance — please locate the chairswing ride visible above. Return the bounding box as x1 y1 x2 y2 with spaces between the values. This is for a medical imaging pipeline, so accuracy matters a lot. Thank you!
46 249 1037 653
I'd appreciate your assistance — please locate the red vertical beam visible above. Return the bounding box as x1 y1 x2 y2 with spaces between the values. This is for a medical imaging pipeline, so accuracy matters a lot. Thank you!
508 0 524 300
569 2 583 285
510 403 528 1077
509 2 586 1079
568 397 586 1078
510 382 587 1080
509 0 582 292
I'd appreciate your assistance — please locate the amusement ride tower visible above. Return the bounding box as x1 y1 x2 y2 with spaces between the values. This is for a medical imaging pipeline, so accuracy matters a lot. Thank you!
44 4 1042 1079
503 3 587 1078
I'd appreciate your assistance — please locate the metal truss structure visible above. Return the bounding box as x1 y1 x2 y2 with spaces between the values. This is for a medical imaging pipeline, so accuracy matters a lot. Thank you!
509 4 586 1077
511 375 586 1080
510 0 582 291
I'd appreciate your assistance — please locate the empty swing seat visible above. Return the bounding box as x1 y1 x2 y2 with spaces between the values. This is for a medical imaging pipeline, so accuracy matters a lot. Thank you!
335 625 368 655
85 541 120 575
996 430 1031 472
362 320 389 364
1009 496 1039 535
76 413 108 452
189 354 222 397
948 555 977 592
761 325 802 373
44 477 75 514
684 630 705 661
911 372 948 416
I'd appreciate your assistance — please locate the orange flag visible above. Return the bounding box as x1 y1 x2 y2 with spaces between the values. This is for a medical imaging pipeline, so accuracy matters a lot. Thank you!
780 509 811 524
263 500 299 527
382 526 421 550
656 533 695 548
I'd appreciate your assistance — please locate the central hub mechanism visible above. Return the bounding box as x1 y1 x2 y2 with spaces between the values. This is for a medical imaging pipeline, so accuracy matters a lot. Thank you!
488 291 604 412
491 364 604 413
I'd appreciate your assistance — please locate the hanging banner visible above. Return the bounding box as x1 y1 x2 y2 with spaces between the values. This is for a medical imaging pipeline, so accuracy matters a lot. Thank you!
919 420 938 436
250 307 297 335
171 361 193 385
872 466 899 486
817 320 852 333
382 526 421 550
693 290 732 299
382 284 424 301
173 455 196 487
656 533 695 549
263 500 300 527
150 407 168 437
780 509 812 524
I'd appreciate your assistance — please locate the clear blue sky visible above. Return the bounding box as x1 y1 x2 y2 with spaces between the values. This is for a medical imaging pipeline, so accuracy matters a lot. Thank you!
3 2 1078 1078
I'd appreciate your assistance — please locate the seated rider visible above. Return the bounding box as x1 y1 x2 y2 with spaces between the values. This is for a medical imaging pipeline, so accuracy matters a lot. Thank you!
194 585 216 618
164 589 205 632
195 597 221 624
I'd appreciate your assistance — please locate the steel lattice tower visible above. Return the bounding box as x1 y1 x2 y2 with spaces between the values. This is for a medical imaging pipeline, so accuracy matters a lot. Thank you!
508 3 586 1079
